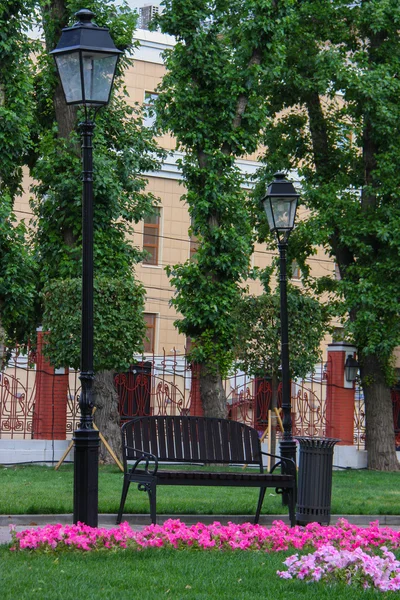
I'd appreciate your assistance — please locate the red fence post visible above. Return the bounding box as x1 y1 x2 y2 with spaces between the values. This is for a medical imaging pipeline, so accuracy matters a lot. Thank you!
189 363 203 416
33 329 68 440
325 343 356 445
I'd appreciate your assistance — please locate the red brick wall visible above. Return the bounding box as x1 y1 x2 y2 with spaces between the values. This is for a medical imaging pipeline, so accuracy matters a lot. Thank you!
325 344 356 445
189 363 203 416
33 330 68 440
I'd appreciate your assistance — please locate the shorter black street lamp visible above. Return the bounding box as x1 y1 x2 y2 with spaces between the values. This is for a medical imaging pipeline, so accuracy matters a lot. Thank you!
51 9 121 527
262 172 299 479
345 354 359 383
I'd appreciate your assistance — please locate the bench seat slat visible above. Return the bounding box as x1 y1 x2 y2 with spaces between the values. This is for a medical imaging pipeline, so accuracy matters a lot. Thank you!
155 471 294 484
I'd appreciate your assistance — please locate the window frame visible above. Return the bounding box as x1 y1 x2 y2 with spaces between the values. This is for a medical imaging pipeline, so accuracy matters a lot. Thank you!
291 260 301 280
143 313 157 354
143 207 161 266
143 91 159 127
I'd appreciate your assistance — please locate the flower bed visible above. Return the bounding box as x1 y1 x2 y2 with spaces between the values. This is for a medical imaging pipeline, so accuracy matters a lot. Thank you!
10 518 400 553
10 518 400 592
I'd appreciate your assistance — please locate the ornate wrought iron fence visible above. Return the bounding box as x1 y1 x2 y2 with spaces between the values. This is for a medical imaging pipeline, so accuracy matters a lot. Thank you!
66 371 81 436
0 348 370 449
0 346 36 439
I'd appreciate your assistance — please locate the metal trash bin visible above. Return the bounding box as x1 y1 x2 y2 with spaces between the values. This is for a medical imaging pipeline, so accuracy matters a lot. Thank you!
295 437 340 526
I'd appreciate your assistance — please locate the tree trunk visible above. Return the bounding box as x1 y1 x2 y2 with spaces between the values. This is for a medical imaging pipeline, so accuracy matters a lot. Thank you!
93 369 122 464
361 354 400 471
199 363 227 418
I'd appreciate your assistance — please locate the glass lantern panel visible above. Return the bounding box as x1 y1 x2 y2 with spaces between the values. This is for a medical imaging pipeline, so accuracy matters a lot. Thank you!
270 197 297 230
262 198 275 232
55 52 83 104
82 51 118 104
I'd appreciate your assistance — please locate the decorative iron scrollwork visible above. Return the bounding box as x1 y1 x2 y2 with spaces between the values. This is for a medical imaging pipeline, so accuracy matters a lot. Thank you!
138 482 152 493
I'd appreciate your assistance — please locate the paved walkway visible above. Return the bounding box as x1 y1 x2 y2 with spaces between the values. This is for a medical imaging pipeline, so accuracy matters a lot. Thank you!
1 514 399 545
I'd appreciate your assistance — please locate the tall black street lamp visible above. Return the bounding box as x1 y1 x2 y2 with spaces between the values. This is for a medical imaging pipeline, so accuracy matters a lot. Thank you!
262 172 299 480
51 9 121 526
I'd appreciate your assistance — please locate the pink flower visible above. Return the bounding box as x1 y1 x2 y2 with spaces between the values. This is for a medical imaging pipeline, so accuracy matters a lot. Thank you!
278 543 400 592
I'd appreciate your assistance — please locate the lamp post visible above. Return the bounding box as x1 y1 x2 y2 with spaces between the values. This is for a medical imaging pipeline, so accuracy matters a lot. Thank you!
262 172 299 480
51 9 121 526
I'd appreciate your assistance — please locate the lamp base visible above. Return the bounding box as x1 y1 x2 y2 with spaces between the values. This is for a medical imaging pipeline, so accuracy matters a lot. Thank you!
73 428 100 527
279 439 297 506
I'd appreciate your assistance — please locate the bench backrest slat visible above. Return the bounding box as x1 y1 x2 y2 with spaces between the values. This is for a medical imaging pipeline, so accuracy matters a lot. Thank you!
166 418 174 457
211 419 222 462
189 418 199 462
173 416 183 460
122 416 262 467
243 426 252 461
182 417 191 458
197 418 207 460
220 419 231 462
158 418 167 457
149 417 158 456
251 428 260 463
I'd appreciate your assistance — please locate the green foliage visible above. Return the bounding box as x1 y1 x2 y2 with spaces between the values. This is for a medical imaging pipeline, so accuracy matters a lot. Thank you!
234 281 331 379
31 101 164 282
42 277 146 370
27 0 166 368
0 464 399 516
255 0 400 384
0 1 36 196
0 1 38 346
0 0 166 375
0 198 37 346
157 1 296 374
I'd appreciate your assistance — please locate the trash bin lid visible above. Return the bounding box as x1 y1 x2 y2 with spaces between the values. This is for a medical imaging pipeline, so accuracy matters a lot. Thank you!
295 436 340 448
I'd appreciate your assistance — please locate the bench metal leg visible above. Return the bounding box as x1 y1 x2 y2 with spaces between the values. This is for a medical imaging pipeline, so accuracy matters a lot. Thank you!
116 477 130 525
148 481 157 524
287 489 296 527
254 487 267 524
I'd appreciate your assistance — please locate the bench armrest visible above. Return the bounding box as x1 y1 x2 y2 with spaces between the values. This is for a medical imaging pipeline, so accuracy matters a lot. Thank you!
261 451 296 476
124 445 158 476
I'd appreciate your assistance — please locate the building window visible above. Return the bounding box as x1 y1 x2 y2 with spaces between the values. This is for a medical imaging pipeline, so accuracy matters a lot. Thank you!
143 91 158 127
143 208 160 266
291 260 301 280
143 313 156 353
336 122 354 149
139 5 164 30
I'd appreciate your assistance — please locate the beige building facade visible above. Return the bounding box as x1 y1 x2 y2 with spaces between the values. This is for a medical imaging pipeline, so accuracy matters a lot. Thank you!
125 28 338 358
15 26 337 361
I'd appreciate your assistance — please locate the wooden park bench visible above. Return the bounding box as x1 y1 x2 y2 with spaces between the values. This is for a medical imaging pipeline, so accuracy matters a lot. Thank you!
116 415 296 526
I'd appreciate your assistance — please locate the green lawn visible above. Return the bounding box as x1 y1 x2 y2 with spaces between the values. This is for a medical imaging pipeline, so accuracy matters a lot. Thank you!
0 546 396 600
0 464 399 517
